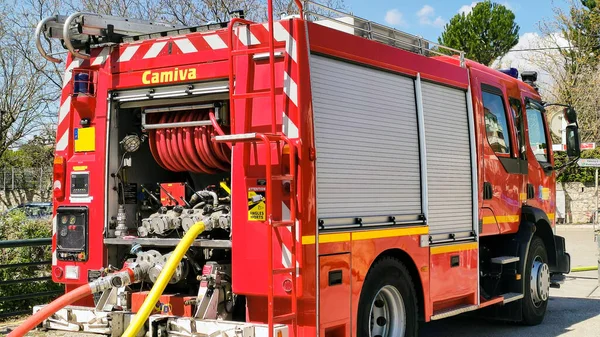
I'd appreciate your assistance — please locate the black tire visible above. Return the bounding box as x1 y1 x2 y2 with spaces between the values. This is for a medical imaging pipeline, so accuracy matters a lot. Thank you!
522 236 549 325
357 257 418 337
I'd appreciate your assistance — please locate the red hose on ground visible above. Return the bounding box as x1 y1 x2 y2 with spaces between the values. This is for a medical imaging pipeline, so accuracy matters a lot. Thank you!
7 284 92 337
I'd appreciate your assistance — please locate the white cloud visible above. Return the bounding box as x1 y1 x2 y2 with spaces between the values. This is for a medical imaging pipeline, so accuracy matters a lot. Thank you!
458 1 515 15
385 9 406 26
492 32 571 96
458 2 479 15
417 5 446 28
432 17 446 28
417 5 435 22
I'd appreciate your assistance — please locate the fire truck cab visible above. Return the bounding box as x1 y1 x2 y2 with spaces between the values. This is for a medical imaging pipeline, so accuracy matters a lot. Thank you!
23 2 577 337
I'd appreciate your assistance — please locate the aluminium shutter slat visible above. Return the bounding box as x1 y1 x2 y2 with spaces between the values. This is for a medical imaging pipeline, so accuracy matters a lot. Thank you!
422 81 474 235
311 55 422 221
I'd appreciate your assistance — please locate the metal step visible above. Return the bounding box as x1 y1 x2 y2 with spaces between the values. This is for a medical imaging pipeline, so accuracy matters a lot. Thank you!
491 256 520 265
430 304 479 320
550 273 566 288
502 292 524 304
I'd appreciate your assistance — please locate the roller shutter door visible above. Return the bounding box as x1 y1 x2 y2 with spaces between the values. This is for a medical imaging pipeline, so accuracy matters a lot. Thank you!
310 55 421 223
421 81 473 235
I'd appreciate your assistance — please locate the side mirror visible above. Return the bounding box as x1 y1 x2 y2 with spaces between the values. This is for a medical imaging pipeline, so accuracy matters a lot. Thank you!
526 99 545 112
563 107 577 124
566 125 581 158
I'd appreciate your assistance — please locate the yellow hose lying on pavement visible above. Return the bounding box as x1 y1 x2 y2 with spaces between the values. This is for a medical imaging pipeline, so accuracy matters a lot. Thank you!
122 221 206 337
571 266 598 272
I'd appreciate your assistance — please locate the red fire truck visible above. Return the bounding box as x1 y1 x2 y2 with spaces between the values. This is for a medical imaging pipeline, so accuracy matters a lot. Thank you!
15 1 578 337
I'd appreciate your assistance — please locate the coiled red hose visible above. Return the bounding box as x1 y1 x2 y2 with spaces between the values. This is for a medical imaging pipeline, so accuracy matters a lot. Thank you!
148 109 230 174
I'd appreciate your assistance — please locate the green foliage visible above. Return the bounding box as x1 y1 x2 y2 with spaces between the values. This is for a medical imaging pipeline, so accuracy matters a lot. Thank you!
555 148 600 183
0 211 63 318
438 0 519 65
0 141 54 168
582 0 598 10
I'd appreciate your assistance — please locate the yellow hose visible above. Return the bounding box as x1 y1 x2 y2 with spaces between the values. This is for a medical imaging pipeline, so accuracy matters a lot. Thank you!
122 222 205 337
571 266 598 272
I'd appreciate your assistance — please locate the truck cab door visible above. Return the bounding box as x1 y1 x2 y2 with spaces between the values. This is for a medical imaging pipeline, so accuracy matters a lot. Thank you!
476 78 523 235
522 97 555 222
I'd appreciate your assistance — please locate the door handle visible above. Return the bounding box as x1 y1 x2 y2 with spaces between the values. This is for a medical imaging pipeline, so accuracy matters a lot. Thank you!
527 184 535 199
483 182 493 200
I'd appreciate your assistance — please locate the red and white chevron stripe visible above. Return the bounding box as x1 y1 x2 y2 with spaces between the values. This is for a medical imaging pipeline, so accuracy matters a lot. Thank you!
52 48 111 268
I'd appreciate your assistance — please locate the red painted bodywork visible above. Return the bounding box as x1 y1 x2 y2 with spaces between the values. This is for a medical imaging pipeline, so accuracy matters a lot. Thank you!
50 13 555 337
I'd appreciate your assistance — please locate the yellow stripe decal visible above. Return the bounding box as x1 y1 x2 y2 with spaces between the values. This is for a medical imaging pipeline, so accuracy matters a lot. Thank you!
73 165 88 171
301 226 428 245
352 227 428 241
319 233 351 244
482 215 520 225
431 242 478 255
302 235 316 245
548 213 555 220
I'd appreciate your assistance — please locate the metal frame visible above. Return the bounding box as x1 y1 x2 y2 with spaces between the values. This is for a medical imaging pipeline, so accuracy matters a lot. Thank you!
141 104 221 130
415 74 428 225
0 238 63 319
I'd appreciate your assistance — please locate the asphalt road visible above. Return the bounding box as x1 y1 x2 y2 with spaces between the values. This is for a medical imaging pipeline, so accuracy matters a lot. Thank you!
2 226 599 337
421 226 600 337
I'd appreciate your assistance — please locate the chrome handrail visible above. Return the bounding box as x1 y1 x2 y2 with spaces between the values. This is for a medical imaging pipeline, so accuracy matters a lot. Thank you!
35 16 62 64
62 12 99 60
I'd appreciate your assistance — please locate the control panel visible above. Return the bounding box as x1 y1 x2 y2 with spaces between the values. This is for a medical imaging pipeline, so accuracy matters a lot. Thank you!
56 206 88 262
70 172 89 196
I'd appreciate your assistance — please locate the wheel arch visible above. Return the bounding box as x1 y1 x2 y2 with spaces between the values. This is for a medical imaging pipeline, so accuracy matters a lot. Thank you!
373 248 425 321
522 206 557 268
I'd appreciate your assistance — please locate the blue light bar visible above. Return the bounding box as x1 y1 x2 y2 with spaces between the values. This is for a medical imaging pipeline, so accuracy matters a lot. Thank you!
499 68 519 79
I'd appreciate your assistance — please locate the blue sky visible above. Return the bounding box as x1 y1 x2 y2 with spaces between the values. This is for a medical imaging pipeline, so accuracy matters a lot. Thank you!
341 1 569 42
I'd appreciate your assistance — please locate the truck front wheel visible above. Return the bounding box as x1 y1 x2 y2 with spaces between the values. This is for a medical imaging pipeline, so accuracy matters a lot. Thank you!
357 257 418 337
522 236 550 325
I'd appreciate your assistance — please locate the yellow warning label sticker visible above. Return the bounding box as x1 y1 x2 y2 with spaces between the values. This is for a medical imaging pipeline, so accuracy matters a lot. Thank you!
248 188 266 221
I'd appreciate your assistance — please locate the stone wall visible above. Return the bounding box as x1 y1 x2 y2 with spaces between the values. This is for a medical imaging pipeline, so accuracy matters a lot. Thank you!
557 182 599 224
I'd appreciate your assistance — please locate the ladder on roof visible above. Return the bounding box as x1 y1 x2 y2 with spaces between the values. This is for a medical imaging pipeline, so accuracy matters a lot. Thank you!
35 12 189 63
302 0 466 67
214 1 303 337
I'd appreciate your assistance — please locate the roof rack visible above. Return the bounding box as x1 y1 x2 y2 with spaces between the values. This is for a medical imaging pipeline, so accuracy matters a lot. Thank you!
302 1 465 67
35 12 189 63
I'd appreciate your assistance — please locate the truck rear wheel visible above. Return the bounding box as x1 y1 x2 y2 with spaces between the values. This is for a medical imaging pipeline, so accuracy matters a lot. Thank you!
522 236 549 325
357 257 418 337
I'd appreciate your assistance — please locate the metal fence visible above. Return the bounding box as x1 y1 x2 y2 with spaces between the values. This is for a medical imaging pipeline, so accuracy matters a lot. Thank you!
0 238 63 319
1 167 52 192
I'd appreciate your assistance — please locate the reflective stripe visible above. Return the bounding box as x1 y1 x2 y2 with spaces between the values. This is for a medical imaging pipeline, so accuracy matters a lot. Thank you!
174 38 198 54
55 129 70 151
282 112 299 138
302 226 428 245
430 242 478 255
283 71 298 106
203 34 228 50
58 97 71 125
482 215 520 225
236 25 260 46
143 41 167 59
91 47 110 66
118 45 140 62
